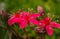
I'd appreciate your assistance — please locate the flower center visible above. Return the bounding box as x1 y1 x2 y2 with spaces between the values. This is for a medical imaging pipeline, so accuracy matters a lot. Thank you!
24 15 29 20
15 13 20 18
44 18 50 25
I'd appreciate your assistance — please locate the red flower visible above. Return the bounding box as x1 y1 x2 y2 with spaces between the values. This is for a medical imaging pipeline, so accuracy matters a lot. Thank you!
39 17 60 36
8 10 25 29
8 13 21 25
21 11 40 27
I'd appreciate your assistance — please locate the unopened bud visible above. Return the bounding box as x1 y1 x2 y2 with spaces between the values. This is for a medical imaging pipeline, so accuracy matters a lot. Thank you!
37 6 44 13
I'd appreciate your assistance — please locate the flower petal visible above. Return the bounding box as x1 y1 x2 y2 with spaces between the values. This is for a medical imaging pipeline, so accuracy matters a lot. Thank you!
39 20 45 29
8 15 15 25
21 11 28 17
19 20 27 29
39 20 45 24
29 18 39 26
14 17 22 23
40 23 45 30
50 22 60 28
46 26 53 36
30 13 40 18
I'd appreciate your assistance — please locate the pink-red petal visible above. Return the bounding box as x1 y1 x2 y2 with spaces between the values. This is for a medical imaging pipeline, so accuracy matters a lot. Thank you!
29 18 39 26
19 20 27 29
30 13 40 18
46 26 53 36
21 11 28 17
39 20 45 29
8 15 15 25
50 22 60 28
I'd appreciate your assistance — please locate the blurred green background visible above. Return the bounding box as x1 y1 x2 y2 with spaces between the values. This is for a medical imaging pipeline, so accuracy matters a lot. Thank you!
0 0 60 39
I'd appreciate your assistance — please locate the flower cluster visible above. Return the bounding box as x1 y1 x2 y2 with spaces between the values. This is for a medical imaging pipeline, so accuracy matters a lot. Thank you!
8 6 60 36
8 9 40 29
